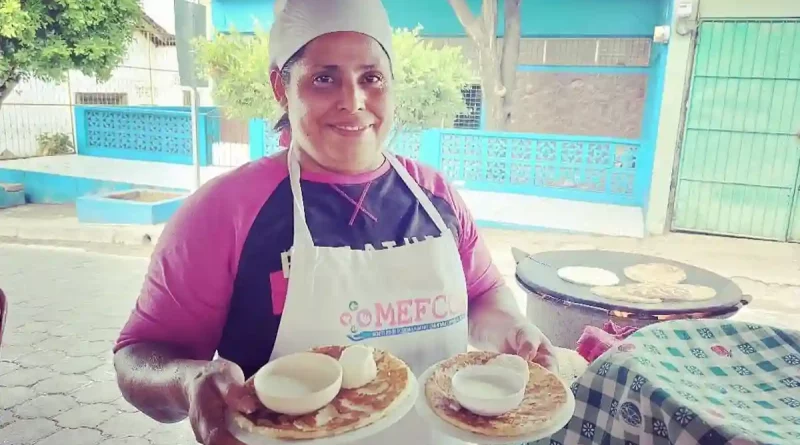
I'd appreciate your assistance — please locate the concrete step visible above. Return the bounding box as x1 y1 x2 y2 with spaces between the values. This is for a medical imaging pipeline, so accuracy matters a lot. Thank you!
0 183 26 209
0 183 24 193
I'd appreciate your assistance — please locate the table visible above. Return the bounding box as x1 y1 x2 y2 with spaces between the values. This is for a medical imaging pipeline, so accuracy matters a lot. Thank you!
529 319 800 445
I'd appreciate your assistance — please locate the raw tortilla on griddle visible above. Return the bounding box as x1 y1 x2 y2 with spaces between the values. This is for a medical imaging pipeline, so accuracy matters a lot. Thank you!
557 266 620 287
623 263 687 284
591 283 717 304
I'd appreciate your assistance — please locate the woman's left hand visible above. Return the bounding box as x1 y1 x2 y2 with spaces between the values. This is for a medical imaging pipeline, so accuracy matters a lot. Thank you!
504 322 559 373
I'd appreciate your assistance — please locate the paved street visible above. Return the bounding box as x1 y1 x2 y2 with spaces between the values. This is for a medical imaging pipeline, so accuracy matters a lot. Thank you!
1 231 799 444
0 244 195 445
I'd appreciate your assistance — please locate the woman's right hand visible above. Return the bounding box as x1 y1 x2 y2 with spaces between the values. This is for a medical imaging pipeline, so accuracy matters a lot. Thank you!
185 359 259 445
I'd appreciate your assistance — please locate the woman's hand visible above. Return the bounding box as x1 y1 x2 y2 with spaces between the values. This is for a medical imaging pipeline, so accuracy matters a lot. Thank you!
468 285 559 373
468 286 559 373
185 359 259 445
504 322 559 373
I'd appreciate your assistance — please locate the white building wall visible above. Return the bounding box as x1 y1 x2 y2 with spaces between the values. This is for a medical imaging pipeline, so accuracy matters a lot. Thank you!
0 32 182 158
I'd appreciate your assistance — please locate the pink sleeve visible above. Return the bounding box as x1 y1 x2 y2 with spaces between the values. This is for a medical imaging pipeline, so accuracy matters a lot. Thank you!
448 187 506 299
114 157 287 360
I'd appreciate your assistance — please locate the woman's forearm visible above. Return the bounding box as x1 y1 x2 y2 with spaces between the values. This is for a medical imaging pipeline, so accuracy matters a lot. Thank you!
467 285 527 352
113 342 207 423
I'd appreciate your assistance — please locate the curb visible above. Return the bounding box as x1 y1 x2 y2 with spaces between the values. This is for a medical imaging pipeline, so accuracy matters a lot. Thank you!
0 220 163 246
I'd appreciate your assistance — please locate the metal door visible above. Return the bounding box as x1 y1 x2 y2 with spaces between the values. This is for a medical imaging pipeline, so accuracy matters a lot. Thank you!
789 143 800 242
672 20 800 241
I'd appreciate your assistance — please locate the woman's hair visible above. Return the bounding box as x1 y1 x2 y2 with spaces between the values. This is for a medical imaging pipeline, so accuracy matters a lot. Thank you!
273 47 305 132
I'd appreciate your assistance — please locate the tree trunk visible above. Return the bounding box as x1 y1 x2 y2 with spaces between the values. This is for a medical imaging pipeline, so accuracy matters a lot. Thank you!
0 72 20 109
500 0 522 129
448 0 523 131
480 61 505 130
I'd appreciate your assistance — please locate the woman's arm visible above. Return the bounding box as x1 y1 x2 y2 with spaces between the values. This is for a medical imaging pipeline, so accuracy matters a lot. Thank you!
115 342 256 445
467 284 526 351
113 342 203 423
444 183 557 369
111 178 244 426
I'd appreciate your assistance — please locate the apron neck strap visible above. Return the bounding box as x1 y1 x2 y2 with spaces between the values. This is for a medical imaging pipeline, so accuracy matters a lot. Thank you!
384 153 451 234
287 144 314 246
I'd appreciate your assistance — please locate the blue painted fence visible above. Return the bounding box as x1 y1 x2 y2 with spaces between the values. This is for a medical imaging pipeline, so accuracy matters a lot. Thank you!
254 124 647 207
71 106 649 207
74 106 220 166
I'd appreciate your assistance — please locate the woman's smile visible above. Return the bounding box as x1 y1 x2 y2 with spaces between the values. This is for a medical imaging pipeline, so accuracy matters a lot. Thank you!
329 123 374 137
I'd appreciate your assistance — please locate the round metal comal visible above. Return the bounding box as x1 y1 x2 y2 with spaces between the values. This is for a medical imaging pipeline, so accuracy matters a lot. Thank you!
514 250 749 348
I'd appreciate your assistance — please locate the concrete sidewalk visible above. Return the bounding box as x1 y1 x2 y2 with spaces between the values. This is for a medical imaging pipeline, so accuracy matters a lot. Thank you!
0 204 163 246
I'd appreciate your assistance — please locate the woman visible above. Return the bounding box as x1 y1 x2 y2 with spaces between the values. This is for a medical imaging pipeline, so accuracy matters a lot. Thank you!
112 1 557 444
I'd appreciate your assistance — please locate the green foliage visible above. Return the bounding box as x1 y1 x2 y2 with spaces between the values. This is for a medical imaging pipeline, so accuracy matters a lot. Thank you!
0 0 141 94
193 24 278 121
36 132 75 156
391 26 473 130
193 25 474 130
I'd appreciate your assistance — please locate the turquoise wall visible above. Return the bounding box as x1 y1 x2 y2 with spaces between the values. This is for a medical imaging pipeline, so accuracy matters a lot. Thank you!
212 0 666 37
0 169 184 204
212 0 276 32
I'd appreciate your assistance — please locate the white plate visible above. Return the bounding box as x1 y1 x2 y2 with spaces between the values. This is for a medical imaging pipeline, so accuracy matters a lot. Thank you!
414 361 576 445
227 372 419 445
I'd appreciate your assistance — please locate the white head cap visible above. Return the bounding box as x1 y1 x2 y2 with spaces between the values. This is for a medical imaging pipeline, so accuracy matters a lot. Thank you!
269 0 394 71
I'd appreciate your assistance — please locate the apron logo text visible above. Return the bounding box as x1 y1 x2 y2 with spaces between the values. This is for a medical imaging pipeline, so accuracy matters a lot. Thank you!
339 296 466 342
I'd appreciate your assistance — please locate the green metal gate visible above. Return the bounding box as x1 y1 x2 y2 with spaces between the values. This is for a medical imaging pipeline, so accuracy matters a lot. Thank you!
673 20 800 241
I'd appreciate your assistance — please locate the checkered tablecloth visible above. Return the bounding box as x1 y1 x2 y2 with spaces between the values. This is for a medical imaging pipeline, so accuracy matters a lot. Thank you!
530 319 800 445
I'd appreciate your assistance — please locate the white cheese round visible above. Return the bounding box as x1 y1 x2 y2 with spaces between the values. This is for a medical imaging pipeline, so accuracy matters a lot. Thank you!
339 345 378 389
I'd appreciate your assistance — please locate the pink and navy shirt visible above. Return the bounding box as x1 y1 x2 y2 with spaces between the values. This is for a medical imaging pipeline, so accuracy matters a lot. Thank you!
114 151 504 377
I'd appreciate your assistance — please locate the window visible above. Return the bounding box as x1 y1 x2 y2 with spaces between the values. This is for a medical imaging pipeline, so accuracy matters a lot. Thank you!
75 93 128 106
454 84 482 130
517 37 652 67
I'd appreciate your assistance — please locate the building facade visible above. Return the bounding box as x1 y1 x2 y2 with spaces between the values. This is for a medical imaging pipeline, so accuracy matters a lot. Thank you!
0 18 183 159
647 0 800 241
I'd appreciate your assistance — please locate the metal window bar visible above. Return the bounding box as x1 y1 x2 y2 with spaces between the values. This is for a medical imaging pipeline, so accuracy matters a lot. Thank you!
454 84 483 130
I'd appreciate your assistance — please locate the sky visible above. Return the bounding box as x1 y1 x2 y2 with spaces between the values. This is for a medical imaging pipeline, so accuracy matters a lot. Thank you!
140 0 178 35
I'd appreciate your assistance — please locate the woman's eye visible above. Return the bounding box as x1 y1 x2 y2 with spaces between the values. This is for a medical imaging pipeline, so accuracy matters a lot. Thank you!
313 75 334 84
364 74 384 84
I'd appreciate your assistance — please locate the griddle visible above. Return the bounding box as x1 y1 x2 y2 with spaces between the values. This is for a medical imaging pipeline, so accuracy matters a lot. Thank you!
515 250 745 315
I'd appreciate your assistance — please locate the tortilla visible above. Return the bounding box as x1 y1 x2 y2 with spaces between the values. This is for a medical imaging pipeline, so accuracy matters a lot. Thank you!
425 351 568 438
624 263 687 284
592 283 717 304
557 266 620 287
231 345 412 440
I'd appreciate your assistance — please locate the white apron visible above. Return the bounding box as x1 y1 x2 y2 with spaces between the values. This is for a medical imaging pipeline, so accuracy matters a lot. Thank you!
269 145 469 445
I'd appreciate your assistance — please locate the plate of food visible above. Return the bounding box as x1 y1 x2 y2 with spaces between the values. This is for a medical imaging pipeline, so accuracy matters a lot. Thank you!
228 344 418 444
415 351 575 444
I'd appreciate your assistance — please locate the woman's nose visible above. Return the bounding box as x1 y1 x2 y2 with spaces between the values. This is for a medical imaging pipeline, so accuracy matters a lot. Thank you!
337 81 366 112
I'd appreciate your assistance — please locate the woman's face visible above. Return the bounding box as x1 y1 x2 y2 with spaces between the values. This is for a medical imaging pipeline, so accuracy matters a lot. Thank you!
272 32 394 174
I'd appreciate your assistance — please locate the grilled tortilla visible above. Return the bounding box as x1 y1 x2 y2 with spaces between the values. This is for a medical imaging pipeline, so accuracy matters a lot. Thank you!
231 345 412 440
425 351 568 437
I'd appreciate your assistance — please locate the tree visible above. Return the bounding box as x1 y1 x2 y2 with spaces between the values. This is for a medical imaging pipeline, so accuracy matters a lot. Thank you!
193 25 474 132
448 0 522 130
0 0 142 107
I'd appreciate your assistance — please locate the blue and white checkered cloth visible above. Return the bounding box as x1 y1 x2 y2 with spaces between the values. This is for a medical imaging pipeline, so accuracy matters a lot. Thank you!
530 319 800 445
